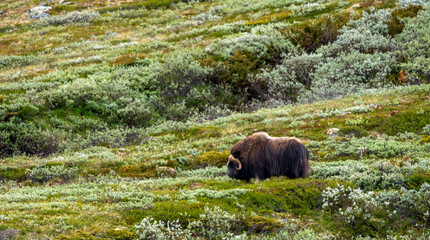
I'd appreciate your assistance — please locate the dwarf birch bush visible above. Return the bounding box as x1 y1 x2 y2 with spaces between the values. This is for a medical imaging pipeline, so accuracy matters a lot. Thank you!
187 206 243 239
179 166 226 178
312 160 405 190
253 53 322 102
296 7 402 102
348 8 392 36
177 188 251 202
423 124 430 135
38 11 100 26
322 183 430 229
321 135 430 159
206 24 297 59
26 165 78 183
395 4 430 83
313 50 395 86
397 0 430 7
192 6 224 24
135 217 192 240
0 55 40 70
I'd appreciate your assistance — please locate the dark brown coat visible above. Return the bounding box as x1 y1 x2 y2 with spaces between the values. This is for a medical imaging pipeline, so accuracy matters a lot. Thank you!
227 132 310 181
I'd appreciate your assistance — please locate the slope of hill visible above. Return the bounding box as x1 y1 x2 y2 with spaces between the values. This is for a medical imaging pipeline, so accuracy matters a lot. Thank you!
1 0 429 158
1 84 429 239
1 0 430 239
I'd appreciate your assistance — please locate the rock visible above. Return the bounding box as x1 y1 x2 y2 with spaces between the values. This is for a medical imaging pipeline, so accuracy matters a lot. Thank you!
0 10 4 16
59 0 72 5
190 182 205 189
158 167 177 177
28 6 52 20
326 128 339 138
115 148 129 156
390 111 399 116
140 136 152 145
341 111 351 116
349 3 361 10
114 227 130 231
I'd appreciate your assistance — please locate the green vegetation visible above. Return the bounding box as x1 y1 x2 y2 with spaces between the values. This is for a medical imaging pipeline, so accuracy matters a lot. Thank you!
0 84 429 238
1 0 430 238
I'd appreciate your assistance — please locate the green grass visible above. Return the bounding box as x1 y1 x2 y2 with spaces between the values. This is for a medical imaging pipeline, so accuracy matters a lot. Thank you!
1 0 430 238
0 84 429 238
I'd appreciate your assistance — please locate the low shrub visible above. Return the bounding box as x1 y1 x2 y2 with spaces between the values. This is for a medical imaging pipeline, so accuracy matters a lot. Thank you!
0 166 27 181
40 11 100 26
322 183 430 237
187 206 244 239
135 216 192 240
109 53 146 66
423 124 430 135
118 164 155 178
312 160 405 190
288 13 349 53
206 24 297 60
26 165 78 184
246 178 346 215
313 50 396 86
366 110 430 135
143 0 187 9
57 227 134 240
193 150 230 168
0 229 20 240
405 170 430 190
388 4 423 36
254 53 322 102
244 216 284 234
141 201 205 225
320 135 430 160
0 55 40 70
0 120 65 158
395 4 430 83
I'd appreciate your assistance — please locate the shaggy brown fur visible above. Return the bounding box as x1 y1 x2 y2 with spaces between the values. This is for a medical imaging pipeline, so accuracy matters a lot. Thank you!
227 132 310 181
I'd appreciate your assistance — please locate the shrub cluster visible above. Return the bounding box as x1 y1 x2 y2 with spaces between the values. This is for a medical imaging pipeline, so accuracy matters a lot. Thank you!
395 4 430 83
320 134 430 160
0 119 65 158
322 183 430 236
1 1 429 158
312 160 405 190
135 206 244 239
38 11 100 26
0 55 41 70
26 165 78 184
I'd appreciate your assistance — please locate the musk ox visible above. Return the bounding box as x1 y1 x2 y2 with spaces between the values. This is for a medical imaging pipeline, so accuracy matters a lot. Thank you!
227 132 310 181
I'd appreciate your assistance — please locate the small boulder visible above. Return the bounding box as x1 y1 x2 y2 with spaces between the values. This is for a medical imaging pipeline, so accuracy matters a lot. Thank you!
158 167 177 177
28 6 52 19
325 128 339 138
59 0 72 5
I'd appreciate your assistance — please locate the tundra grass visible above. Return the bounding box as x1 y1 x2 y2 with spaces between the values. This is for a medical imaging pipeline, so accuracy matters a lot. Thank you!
1 0 430 238
1 85 429 238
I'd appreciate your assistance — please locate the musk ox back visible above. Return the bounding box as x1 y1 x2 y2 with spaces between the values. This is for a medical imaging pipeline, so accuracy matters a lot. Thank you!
227 132 310 181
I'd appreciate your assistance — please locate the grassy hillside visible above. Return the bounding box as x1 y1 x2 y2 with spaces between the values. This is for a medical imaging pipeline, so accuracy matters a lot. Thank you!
1 0 429 158
1 0 430 239
1 84 430 239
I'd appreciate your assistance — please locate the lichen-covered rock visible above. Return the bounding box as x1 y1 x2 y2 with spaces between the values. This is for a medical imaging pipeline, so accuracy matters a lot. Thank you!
326 128 340 138
28 6 51 20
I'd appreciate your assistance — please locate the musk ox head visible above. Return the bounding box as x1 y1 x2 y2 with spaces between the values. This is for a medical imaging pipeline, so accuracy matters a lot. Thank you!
227 132 310 181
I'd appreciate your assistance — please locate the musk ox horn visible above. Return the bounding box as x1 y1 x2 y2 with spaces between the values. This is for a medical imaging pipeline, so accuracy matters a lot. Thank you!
227 155 242 170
